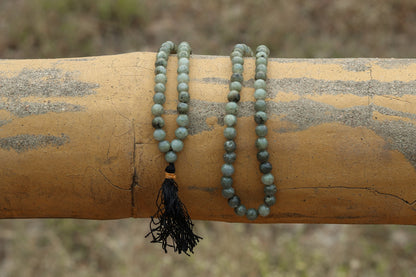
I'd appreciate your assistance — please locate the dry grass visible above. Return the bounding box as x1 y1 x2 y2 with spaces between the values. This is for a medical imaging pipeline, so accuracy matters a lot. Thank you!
0 0 416 276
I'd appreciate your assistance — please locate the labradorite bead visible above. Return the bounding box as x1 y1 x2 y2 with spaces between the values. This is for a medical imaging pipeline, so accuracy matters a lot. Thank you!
234 44 247 53
258 204 270 217
228 195 240 208
171 139 184 152
153 129 166 141
256 51 267 58
177 64 189 74
254 89 267 100
254 111 267 124
256 45 270 55
232 56 244 65
261 173 274 185
264 184 277 196
225 102 238 115
235 205 247 216
224 140 236 153
154 83 166 93
155 59 167 67
256 137 268 150
223 152 237 164
178 57 189 66
221 176 233 188
153 92 166 104
256 57 268 66
246 208 258 220
178 51 190 59
165 151 177 163
254 79 266 90
178 41 190 49
177 102 189 114
223 127 237 140
158 140 170 153
256 64 267 73
155 66 167 75
156 51 168 60
231 50 242 58
177 73 189 83
229 81 242 92
178 91 190 103
231 73 243 83
159 46 171 54
255 71 267 80
255 100 266 112
175 127 188 140
255 124 268 137
222 187 235 198
162 41 175 49
224 114 237 126
151 104 164 116
257 150 269 162
232 64 244 74
227 90 240 102
152 117 165 129
176 114 189 127
177 82 189 92
260 162 272 174
264 195 276 206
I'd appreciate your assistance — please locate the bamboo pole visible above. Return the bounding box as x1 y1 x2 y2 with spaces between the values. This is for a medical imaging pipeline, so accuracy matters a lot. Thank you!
0 52 415 224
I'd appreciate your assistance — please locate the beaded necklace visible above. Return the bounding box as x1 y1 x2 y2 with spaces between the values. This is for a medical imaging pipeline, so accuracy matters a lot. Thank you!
147 41 201 255
221 44 277 220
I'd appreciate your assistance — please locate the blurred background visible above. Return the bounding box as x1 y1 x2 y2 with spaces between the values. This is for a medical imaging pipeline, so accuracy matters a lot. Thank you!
0 0 415 276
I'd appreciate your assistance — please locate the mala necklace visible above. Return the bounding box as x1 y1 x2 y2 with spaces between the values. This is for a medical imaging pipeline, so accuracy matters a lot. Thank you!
221 44 277 220
147 41 202 255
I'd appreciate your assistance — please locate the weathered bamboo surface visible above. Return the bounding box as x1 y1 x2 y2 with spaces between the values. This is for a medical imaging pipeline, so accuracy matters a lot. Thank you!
0 52 415 224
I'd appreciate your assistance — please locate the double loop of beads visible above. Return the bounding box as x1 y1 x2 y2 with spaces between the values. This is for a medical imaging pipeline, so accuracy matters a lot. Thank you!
151 41 192 162
221 44 277 221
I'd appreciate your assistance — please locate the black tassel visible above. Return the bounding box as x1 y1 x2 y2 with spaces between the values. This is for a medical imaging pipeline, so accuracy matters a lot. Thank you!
146 163 202 255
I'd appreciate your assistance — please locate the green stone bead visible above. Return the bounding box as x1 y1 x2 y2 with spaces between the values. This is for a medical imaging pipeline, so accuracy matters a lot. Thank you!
264 184 277 196
231 56 244 65
255 100 266 112
235 205 247 216
234 44 247 53
224 140 236 153
177 65 189 74
254 89 267 100
156 51 168 60
258 204 270 217
256 64 267 73
153 129 166 141
177 82 189 92
224 114 237 126
256 137 268 150
228 195 240 208
223 127 237 139
153 92 166 104
225 102 238 115
261 173 274 185
178 57 189 66
155 59 167 67
255 71 267 80
256 57 268 66
257 150 269 162
158 140 170 153
178 51 190 59
155 66 167 75
175 127 188 140
159 46 171 54
256 45 270 55
177 102 189 114
254 111 267 124
177 73 189 83
255 124 268 137
232 64 244 74
171 139 184 152
222 187 235 198
260 162 272 174
221 176 233 188
176 114 189 127
231 50 242 58
152 117 165 129
223 152 236 164
162 41 175 49
154 83 166 93
165 151 177 163
246 208 258 220
178 41 190 49
227 90 240 102
264 195 276 206
256 51 267 58
229 81 242 92
231 73 243 83
151 104 164 116
178 91 190 103
254 79 266 90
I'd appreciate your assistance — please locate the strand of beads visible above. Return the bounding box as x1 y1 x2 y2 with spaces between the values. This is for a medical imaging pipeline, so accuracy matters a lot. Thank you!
221 44 277 221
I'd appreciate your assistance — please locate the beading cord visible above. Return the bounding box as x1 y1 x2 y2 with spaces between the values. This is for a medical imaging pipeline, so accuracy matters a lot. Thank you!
221 44 277 220
146 41 202 255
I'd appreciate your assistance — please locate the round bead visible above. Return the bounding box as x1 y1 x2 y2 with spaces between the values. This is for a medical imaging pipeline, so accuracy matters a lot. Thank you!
256 137 268 150
254 111 268 124
255 124 268 137
156 51 168 60
256 64 267 73
224 140 236 153
154 83 166 93
228 196 240 208
223 127 237 140
158 140 170 153
224 114 237 126
257 150 269 163
152 117 165 129
258 204 270 217
255 100 266 112
264 184 277 196
178 41 190 49
176 114 189 127
256 45 270 55
256 57 268 66
254 89 267 100
153 129 166 141
177 102 189 114
232 56 244 65
230 81 242 92
151 104 164 116
162 41 175 49
246 208 258 220
227 90 240 102
155 73 167 84
235 205 247 216
153 92 166 104
177 65 189 74
155 59 167 67
177 82 189 92
178 91 190 103
261 173 274 185
222 187 235 198
231 73 243 83
223 152 237 164
255 71 267 81
254 79 267 90
256 51 267 58
155 66 166 75
234 44 247 53
260 162 272 174
177 73 189 83
225 102 238 115
175 127 188 140
231 50 242 58
232 64 244 74
221 164 234 177
178 57 189 66
264 195 276 207
165 151 177 163
171 139 184 152
221 177 233 188
178 51 190 59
